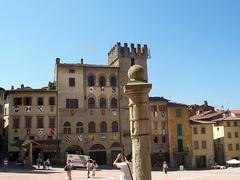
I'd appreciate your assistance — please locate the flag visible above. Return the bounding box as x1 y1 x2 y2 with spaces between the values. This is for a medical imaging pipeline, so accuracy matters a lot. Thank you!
38 129 43 135
50 128 55 135
89 87 93 93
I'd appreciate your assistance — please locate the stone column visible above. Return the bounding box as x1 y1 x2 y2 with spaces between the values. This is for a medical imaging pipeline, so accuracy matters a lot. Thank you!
124 65 152 180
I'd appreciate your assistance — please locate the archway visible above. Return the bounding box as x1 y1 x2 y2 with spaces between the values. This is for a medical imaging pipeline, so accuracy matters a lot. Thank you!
65 145 84 155
89 144 106 165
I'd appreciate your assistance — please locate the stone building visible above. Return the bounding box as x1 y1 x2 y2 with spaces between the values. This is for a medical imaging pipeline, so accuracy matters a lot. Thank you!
190 119 215 169
0 87 6 152
167 102 192 168
5 85 58 162
149 97 169 165
54 42 149 164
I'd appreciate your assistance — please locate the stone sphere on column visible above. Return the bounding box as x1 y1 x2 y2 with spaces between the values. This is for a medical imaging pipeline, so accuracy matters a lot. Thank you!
128 65 145 82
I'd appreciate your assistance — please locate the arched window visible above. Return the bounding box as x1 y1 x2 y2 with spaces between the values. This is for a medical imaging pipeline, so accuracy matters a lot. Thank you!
88 75 95 86
100 98 107 109
88 98 95 109
88 122 96 133
100 121 107 133
112 121 118 132
76 122 84 134
110 75 117 87
111 98 118 109
99 76 106 87
63 122 71 134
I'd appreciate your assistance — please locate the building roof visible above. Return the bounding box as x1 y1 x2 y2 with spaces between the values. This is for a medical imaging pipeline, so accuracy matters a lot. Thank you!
190 110 224 121
212 116 240 122
167 102 188 107
149 96 169 102
190 119 215 124
57 63 120 69
230 110 240 114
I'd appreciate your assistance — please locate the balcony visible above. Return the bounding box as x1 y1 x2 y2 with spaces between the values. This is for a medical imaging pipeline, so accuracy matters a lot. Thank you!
173 147 190 154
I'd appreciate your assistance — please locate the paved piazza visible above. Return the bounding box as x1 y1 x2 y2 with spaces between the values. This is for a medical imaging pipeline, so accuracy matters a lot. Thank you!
0 167 240 180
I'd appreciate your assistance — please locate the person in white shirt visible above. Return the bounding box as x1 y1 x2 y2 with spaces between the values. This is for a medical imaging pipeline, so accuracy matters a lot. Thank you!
86 159 93 178
113 153 133 180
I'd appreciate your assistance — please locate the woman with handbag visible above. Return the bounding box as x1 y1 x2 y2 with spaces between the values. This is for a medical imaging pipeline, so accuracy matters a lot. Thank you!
113 153 133 180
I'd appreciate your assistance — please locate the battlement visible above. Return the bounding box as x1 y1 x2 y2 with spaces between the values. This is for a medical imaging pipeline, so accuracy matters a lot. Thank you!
108 42 148 63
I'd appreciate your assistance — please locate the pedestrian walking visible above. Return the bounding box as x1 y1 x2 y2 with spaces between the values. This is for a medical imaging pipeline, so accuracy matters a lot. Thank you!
64 160 73 180
3 157 8 171
91 160 98 178
46 158 50 170
163 161 168 174
113 153 133 180
86 159 93 178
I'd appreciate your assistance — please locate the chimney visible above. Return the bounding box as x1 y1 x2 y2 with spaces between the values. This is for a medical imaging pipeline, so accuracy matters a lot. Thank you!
21 84 24 89
81 58 84 64
56 57 60 64
11 86 14 90
204 100 208 107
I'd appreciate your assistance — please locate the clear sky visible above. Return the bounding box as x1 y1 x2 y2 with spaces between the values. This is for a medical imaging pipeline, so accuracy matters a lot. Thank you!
0 0 239 109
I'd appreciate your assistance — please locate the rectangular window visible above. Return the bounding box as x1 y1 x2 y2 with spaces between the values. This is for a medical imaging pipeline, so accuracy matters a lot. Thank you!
66 99 78 108
64 127 71 134
228 144 233 151
159 105 166 111
151 105 157 117
194 141 199 149
69 78 75 86
69 69 75 73
236 144 240 150
49 97 55 105
13 118 20 128
202 140 207 149
37 97 44 106
14 97 22 105
176 124 182 136
227 122 230 127
234 121 237 126
177 139 183 151
193 127 198 134
23 97 32 106
37 117 44 128
162 135 166 143
25 116 32 128
49 117 56 128
235 132 238 138
227 132 232 138
176 108 182 117
153 121 158 130
201 127 206 134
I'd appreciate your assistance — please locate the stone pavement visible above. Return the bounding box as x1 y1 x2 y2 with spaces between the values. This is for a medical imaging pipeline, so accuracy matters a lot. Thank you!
0 167 240 180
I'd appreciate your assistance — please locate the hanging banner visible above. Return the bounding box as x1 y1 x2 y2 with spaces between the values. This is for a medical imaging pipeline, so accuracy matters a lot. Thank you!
89 87 93 93
70 109 75 116
65 135 71 143
112 87 116 93
26 106 31 112
100 133 107 140
50 128 55 135
38 106 43 112
38 128 44 135
78 134 83 142
101 109 105 116
14 105 20 112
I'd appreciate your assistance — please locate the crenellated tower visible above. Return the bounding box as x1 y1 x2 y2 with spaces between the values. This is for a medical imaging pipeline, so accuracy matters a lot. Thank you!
108 42 150 154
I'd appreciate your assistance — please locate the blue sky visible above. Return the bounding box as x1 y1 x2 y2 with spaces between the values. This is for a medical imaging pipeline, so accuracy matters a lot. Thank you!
0 0 239 109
